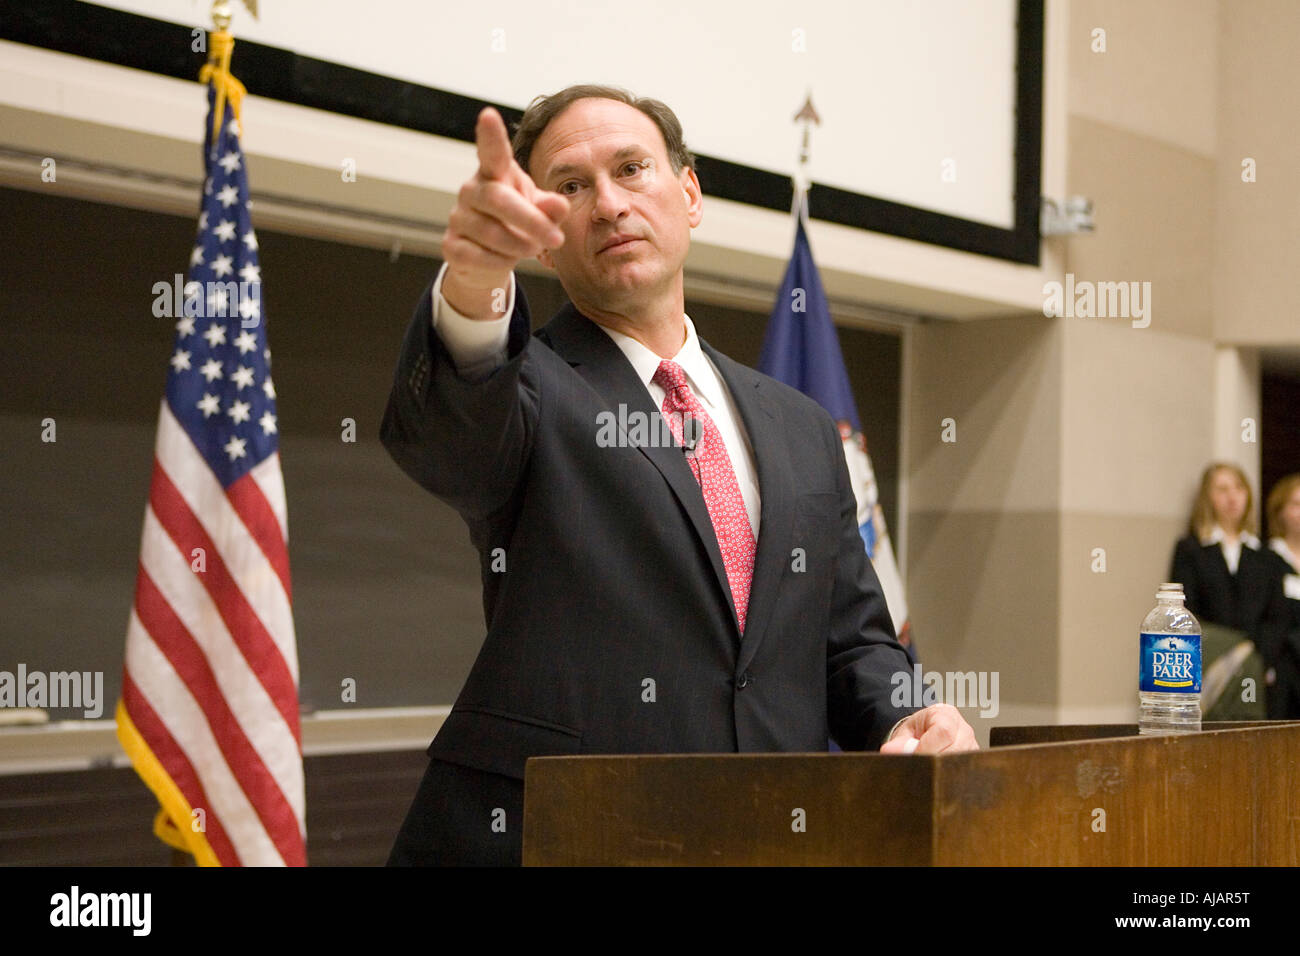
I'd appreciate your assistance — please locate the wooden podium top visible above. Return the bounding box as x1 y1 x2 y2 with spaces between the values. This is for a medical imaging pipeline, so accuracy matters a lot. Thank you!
522 722 1300 866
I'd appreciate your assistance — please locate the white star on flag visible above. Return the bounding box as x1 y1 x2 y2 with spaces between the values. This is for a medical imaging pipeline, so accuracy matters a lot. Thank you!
190 246 205 267
196 393 221 418
230 366 256 390
239 296 261 323
199 358 224 382
259 411 277 435
170 349 192 372
243 231 258 251
233 330 258 354
217 184 239 207
222 435 247 460
239 263 260 283
218 151 242 174
175 316 196 337
214 220 237 242
227 399 252 424
211 254 234 278
203 323 228 348
263 378 276 400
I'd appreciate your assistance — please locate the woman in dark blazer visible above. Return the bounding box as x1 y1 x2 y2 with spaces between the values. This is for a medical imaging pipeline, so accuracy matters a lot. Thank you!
1262 474 1300 718
1169 463 1288 711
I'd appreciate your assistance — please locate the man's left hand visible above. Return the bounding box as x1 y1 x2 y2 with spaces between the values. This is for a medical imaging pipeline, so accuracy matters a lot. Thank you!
878 703 979 755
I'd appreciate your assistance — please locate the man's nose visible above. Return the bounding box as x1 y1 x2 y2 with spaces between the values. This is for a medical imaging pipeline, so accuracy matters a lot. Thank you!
590 175 629 222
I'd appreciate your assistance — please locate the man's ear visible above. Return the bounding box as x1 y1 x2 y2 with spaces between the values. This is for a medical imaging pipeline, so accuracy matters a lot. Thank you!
681 167 703 227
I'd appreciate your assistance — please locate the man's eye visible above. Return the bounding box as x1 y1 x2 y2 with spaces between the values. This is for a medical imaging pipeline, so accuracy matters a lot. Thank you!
558 181 580 195
622 161 647 175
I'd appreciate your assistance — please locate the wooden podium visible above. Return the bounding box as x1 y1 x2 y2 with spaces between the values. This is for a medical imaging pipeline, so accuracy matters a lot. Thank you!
521 722 1300 865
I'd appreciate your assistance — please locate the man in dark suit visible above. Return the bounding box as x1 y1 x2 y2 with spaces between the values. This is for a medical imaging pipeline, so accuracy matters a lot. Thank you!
381 86 976 865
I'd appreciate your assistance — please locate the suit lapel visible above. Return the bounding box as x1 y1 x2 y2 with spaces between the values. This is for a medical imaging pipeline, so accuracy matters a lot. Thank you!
540 306 739 635
541 306 796 662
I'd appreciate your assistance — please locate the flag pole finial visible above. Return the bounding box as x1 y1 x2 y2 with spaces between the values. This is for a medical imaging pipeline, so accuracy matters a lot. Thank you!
211 0 258 30
791 92 820 214
211 1 233 30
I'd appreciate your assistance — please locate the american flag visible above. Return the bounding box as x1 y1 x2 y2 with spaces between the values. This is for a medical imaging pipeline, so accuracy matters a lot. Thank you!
116 77 306 866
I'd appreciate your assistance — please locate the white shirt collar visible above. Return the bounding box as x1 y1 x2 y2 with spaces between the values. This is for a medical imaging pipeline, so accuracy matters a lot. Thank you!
1271 537 1299 570
1201 525 1261 550
596 314 723 409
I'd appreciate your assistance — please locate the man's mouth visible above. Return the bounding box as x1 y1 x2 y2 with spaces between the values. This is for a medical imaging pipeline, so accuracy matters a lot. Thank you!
598 236 643 254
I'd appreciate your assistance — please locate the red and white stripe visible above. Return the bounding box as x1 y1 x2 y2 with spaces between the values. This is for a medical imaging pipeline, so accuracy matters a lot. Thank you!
123 400 305 866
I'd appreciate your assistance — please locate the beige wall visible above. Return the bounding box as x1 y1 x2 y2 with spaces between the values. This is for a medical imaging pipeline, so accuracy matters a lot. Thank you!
907 0 1293 734
1214 0 1300 345
1213 346 1262 501
907 316 1062 740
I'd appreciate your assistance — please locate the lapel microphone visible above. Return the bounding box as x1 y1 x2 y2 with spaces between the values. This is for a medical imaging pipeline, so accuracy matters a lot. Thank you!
680 414 703 453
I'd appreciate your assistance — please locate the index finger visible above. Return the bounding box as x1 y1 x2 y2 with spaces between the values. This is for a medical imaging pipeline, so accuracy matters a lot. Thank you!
475 107 514 182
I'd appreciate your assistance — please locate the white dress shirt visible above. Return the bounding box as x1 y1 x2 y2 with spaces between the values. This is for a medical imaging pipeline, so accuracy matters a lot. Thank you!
429 262 761 536
1200 524 1261 575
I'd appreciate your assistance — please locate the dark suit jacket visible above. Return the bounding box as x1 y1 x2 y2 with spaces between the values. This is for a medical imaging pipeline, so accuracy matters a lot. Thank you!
1261 547 1300 718
1169 533 1287 665
380 279 917 862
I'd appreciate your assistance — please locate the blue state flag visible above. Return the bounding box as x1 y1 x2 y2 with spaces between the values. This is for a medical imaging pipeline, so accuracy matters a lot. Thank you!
758 193 914 666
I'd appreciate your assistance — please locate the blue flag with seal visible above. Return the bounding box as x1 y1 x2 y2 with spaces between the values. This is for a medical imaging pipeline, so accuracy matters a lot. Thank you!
758 191 914 664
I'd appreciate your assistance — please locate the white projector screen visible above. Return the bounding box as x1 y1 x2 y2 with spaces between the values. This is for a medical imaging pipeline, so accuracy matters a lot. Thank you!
84 0 1021 229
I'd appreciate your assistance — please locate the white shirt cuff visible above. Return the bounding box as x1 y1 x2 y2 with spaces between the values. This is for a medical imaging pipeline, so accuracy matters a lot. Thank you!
431 262 515 377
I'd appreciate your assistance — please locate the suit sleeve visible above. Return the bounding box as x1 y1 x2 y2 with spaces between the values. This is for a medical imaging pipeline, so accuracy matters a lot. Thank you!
1254 552 1291 667
379 275 540 522
821 411 921 751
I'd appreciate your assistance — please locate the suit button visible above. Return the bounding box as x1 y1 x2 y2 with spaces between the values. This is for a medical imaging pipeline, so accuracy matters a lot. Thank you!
736 671 752 690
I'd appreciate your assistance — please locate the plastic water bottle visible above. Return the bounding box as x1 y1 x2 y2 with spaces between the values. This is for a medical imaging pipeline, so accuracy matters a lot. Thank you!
1138 582 1202 735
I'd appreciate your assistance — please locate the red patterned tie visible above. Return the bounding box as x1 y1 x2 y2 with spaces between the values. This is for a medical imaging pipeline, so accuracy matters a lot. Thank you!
652 359 757 633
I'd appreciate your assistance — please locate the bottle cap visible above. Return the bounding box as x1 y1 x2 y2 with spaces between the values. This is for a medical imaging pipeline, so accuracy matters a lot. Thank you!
1156 582 1185 601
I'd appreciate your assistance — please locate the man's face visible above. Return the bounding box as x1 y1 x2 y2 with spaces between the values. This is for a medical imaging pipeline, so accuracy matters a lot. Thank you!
529 97 702 313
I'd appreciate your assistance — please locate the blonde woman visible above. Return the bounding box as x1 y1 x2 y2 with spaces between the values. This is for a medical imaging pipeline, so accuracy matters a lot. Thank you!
1263 474 1300 718
1169 463 1278 638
